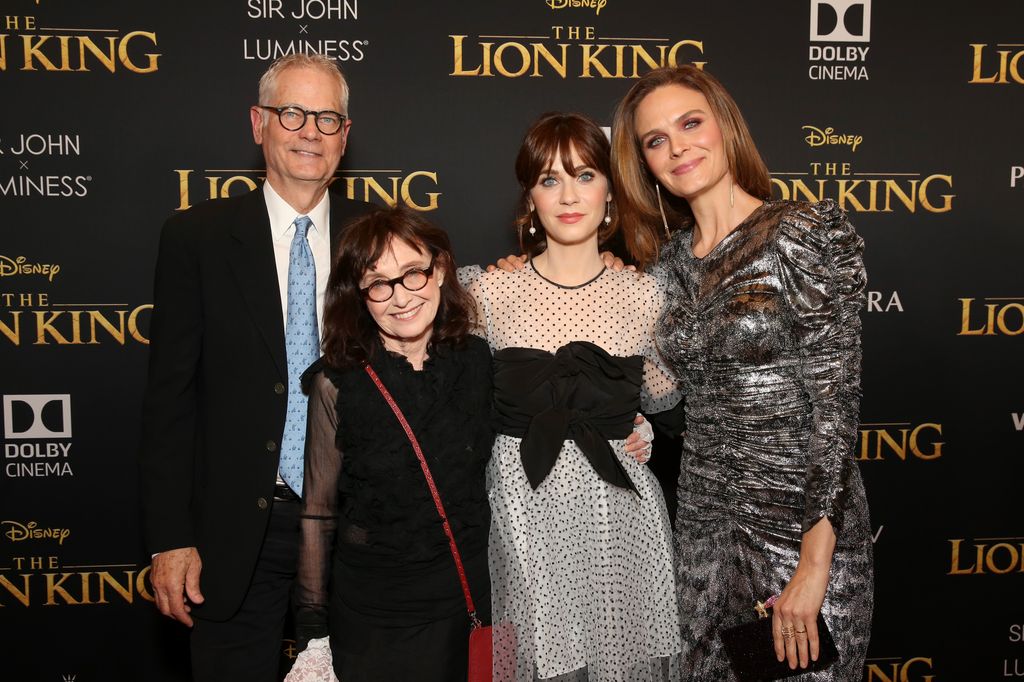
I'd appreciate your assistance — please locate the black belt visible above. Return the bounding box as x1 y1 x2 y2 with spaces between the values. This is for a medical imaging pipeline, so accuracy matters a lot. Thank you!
273 483 300 502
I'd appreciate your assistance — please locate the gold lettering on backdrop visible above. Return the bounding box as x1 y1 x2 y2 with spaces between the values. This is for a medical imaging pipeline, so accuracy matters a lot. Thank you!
338 170 441 211
856 423 943 461
771 163 954 214
969 43 1024 84
0 30 159 72
0 311 20 344
45 571 84 605
546 0 608 16
2 521 71 544
949 538 1024 575
31 307 153 345
958 298 1024 336
0 295 151 347
175 170 442 212
865 657 936 682
802 126 863 152
0 573 32 607
450 33 705 78
0 256 60 282
0 562 153 607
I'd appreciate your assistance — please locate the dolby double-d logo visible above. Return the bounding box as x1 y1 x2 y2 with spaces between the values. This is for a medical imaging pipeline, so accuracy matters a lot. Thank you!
3 395 72 439
810 0 871 42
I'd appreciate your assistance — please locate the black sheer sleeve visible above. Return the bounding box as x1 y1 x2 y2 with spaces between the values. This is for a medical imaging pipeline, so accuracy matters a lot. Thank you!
293 370 342 651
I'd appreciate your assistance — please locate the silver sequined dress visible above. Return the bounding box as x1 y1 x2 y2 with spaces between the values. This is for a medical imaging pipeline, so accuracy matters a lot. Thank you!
654 199 873 680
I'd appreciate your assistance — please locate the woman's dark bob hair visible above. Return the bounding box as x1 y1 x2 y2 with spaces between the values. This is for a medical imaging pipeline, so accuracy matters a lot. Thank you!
322 205 476 369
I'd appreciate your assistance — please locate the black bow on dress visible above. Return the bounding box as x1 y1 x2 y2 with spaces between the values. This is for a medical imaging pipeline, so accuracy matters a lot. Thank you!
492 341 643 493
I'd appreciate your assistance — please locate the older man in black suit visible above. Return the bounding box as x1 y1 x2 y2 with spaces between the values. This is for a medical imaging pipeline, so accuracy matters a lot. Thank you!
140 53 371 681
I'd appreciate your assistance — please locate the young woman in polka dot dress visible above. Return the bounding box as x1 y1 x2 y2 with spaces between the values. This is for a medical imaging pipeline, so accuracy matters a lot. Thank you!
468 112 683 681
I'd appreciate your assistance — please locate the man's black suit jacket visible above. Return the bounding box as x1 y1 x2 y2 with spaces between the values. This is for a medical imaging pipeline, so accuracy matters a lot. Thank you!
140 187 372 621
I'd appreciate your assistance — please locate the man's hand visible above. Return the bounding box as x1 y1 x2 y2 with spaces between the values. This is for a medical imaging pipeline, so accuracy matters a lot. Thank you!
151 546 204 627
599 251 635 272
486 254 528 273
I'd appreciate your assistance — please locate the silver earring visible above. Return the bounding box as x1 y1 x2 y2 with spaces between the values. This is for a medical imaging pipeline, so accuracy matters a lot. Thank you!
529 216 537 236
729 182 735 208
655 184 670 238
604 199 612 226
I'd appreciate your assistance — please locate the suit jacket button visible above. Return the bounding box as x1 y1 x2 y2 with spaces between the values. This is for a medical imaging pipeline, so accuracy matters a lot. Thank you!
266 440 277 452
273 382 285 394
257 497 268 510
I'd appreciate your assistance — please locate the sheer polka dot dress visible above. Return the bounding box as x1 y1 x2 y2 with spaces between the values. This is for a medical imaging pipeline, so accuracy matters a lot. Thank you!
467 264 683 682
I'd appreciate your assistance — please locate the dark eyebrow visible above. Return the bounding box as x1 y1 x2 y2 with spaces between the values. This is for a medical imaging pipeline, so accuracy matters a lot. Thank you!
363 258 429 280
639 108 706 141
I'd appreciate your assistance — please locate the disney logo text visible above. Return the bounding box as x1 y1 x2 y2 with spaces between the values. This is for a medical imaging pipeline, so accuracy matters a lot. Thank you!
547 0 607 15
803 125 863 152
2 520 70 544
0 255 61 282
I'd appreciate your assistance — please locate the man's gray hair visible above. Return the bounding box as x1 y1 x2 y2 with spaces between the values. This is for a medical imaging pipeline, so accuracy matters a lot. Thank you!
258 53 350 114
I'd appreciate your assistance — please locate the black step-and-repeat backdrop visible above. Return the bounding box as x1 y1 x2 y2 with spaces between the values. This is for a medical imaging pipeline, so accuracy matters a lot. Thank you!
2 1 1022 680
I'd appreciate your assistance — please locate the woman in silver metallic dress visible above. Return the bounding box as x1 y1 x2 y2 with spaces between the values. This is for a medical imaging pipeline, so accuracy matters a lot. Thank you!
610 66 873 679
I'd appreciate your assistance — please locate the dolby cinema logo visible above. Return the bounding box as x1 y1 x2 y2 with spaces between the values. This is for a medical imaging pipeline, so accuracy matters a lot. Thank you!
808 0 871 81
3 394 74 479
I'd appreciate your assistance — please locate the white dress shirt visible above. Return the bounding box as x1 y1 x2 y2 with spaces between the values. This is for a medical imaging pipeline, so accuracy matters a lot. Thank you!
263 181 332 340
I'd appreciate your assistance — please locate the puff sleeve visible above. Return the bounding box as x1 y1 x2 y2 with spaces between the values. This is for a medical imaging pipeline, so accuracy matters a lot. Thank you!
776 199 866 536
638 271 683 417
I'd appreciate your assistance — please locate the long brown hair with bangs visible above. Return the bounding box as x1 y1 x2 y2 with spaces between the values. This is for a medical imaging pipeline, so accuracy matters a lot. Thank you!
611 66 772 270
321 206 476 369
515 111 617 258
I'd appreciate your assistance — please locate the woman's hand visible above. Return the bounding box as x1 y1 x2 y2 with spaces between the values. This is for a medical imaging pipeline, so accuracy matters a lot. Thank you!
624 414 654 463
772 517 836 670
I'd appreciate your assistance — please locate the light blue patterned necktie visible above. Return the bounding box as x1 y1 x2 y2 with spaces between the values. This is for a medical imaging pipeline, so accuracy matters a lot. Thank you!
279 215 317 495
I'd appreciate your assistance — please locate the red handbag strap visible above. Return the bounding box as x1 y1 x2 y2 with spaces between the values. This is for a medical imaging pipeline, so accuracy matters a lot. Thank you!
364 363 481 628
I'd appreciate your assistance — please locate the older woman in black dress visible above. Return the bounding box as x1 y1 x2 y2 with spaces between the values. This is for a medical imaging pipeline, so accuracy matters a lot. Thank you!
611 66 873 679
290 207 493 682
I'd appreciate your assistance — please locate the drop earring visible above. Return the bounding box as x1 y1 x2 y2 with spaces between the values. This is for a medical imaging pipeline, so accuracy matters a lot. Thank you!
655 184 670 239
529 216 537 236
604 199 612 226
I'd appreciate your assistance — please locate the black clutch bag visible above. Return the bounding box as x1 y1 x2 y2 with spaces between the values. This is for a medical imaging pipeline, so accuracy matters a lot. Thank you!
720 612 839 682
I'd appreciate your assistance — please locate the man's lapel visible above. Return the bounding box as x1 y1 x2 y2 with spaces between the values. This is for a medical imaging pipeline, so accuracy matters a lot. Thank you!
226 189 287 379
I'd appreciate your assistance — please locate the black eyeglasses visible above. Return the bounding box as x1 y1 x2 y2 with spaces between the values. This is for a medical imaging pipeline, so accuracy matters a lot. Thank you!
257 105 347 135
360 262 435 303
